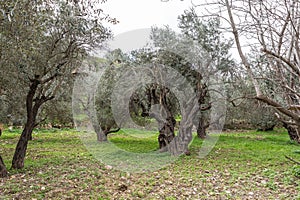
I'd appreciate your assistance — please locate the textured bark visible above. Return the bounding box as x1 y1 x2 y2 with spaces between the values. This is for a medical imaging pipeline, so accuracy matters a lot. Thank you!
168 124 193 156
168 98 199 155
197 117 208 139
225 0 300 143
94 122 107 142
158 117 176 151
11 126 33 169
12 79 42 169
97 131 107 142
84 106 108 142
0 123 2 137
282 122 300 143
0 155 8 178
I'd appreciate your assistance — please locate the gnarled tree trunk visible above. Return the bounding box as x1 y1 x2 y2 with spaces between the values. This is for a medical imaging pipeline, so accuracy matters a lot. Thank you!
85 107 108 142
158 116 176 151
282 122 300 143
168 123 193 155
168 97 199 155
197 117 208 139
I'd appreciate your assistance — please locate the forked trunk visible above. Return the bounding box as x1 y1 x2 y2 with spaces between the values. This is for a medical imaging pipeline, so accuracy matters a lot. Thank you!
0 155 8 178
167 97 199 155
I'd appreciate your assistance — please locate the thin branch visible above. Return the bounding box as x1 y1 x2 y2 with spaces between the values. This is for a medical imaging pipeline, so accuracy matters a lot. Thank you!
285 155 300 165
262 48 300 76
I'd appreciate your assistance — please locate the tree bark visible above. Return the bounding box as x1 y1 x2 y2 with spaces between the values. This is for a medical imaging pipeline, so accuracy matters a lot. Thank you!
225 0 300 143
158 116 176 151
94 123 107 142
168 123 193 155
282 122 300 143
167 97 199 155
0 155 8 178
197 117 207 139
11 122 35 169
88 110 107 142
12 79 41 169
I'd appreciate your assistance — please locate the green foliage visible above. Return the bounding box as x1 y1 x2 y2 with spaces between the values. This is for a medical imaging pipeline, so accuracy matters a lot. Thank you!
178 8 234 74
0 0 115 126
292 165 300 178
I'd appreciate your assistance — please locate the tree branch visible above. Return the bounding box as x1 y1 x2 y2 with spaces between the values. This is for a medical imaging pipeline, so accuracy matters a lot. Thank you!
285 155 300 165
262 48 300 76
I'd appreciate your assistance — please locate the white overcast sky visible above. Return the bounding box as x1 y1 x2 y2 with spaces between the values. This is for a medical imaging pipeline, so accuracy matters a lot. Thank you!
101 0 242 58
102 0 193 35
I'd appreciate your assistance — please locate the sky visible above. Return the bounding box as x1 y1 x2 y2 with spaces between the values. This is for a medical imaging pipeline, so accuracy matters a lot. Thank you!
100 0 242 58
101 0 193 35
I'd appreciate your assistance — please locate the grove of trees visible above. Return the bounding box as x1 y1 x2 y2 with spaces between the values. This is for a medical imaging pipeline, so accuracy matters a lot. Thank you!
0 0 116 176
1 0 300 177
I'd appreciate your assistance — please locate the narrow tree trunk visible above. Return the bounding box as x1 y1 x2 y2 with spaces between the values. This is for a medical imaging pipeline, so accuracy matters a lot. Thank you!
11 79 40 169
0 155 8 178
0 123 3 136
11 124 34 169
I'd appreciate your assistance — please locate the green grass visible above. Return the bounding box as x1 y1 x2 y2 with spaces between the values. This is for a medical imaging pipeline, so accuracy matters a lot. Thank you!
0 128 300 199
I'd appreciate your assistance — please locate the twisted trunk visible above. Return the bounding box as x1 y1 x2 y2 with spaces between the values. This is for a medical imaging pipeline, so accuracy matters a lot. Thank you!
168 97 199 155
197 117 208 139
282 122 300 143
158 116 176 151
167 122 193 155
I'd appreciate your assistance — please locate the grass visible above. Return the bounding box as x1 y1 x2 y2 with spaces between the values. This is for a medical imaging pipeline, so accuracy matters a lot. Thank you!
0 128 300 199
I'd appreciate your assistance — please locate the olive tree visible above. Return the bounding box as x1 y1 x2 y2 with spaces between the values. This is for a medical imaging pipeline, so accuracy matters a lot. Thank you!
178 9 233 138
0 0 115 170
119 22 231 154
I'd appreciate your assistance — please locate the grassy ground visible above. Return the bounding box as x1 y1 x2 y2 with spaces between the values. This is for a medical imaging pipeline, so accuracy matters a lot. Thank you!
0 128 300 199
